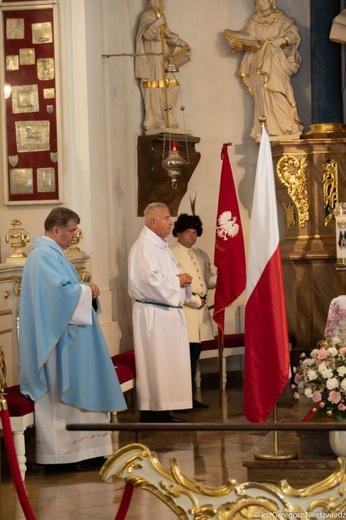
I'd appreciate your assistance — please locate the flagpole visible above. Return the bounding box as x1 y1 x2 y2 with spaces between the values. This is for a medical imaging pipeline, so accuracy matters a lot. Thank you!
254 405 297 460
248 117 296 460
218 332 224 414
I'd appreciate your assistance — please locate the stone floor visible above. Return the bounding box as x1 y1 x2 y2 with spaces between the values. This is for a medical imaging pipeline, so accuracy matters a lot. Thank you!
0 372 340 519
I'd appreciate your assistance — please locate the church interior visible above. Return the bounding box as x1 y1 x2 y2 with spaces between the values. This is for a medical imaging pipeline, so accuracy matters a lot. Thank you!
2 0 346 517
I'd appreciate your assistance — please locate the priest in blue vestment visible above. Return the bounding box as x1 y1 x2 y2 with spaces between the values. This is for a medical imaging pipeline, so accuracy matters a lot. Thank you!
19 207 126 467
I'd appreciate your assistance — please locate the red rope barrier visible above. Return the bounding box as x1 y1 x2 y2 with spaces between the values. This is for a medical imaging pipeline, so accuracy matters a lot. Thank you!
0 399 36 520
115 482 134 520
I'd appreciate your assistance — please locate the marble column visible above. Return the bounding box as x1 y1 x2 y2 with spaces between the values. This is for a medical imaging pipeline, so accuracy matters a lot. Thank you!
309 0 344 133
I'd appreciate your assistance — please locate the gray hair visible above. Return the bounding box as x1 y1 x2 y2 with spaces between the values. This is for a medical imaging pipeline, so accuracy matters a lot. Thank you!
143 202 169 226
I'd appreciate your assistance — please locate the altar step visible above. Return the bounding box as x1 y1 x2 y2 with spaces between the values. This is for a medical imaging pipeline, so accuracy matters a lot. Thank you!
243 458 338 486
242 401 340 486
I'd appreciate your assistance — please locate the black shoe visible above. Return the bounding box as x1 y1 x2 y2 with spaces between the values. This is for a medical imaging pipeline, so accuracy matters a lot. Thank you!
80 457 106 468
164 415 186 423
173 408 191 414
43 461 101 473
193 399 209 409
140 411 160 423
44 463 80 474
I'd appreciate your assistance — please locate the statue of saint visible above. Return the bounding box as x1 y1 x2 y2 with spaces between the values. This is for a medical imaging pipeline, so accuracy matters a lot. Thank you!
224 0 303 142
135 0 191 134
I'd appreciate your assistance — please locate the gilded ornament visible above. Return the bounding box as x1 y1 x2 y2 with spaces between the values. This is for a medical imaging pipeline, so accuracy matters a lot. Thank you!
6 55 19 71
281 200 296 229
43 88 55 99
277 154 309 228
68 228 83 253
101 443 346 517
37 58 55 81
19 48 35 66
76 270 90 283
322 159 338 226
12 85 39 114
15 120 50 153
37 168 55 193
6 18 24 40
5 219 30 258
14 281 22 297
32 22 53 44
10 168 33 195
0 346 7 391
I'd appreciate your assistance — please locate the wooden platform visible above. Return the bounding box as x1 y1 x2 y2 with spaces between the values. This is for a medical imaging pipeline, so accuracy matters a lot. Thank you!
242 402 339 486
244 458 338 486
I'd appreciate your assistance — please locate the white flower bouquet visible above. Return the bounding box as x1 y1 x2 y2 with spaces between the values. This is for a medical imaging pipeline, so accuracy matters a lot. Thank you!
292 337 346 421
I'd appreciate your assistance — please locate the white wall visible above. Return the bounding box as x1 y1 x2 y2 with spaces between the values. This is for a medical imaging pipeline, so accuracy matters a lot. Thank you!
101 0 311 345
0 0 312 352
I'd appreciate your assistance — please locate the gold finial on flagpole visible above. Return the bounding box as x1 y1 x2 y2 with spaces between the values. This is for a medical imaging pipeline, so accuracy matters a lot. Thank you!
259 115 267 124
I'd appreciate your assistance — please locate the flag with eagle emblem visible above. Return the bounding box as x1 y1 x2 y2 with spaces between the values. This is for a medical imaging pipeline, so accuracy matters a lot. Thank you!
213 143 246 335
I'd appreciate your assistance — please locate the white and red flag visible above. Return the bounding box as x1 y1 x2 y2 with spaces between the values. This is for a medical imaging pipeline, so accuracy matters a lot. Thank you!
213 143 246 336
244 124 290 423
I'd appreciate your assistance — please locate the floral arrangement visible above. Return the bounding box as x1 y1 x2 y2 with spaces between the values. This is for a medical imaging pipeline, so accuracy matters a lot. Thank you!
292 336 346 421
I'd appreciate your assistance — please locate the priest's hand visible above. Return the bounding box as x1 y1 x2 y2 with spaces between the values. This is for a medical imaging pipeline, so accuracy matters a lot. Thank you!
89 282 100 299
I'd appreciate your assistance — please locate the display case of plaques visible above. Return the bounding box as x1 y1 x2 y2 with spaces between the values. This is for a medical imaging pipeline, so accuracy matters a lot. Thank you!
0 1 61 204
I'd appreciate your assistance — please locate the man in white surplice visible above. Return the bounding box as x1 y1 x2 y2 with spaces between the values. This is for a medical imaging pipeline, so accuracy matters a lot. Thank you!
128 202 193 422
19 207 126 468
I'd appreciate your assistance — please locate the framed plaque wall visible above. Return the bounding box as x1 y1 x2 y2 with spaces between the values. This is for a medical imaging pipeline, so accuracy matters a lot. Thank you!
0 1 61 204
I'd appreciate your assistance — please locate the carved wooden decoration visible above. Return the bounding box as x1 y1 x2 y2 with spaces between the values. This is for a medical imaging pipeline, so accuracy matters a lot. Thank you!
101 443 346 519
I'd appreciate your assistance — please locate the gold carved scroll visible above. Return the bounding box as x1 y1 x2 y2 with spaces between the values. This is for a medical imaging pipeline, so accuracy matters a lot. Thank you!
277 154 310 229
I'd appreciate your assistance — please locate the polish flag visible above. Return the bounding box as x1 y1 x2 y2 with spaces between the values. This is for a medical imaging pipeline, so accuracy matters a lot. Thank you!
213 143 246 335
244 124 290 423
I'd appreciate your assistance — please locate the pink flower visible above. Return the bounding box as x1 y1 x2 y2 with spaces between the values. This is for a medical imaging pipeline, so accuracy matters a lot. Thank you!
328 391 342 404
340 347 346 356
338 403 346 411
312 391 322 403
317 348 329 359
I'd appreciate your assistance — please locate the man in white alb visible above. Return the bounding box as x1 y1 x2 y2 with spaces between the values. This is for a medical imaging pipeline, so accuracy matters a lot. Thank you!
128 202 193 422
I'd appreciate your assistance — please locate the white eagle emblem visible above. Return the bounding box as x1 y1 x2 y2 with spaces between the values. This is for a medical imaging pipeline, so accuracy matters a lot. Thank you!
216 211 239 241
